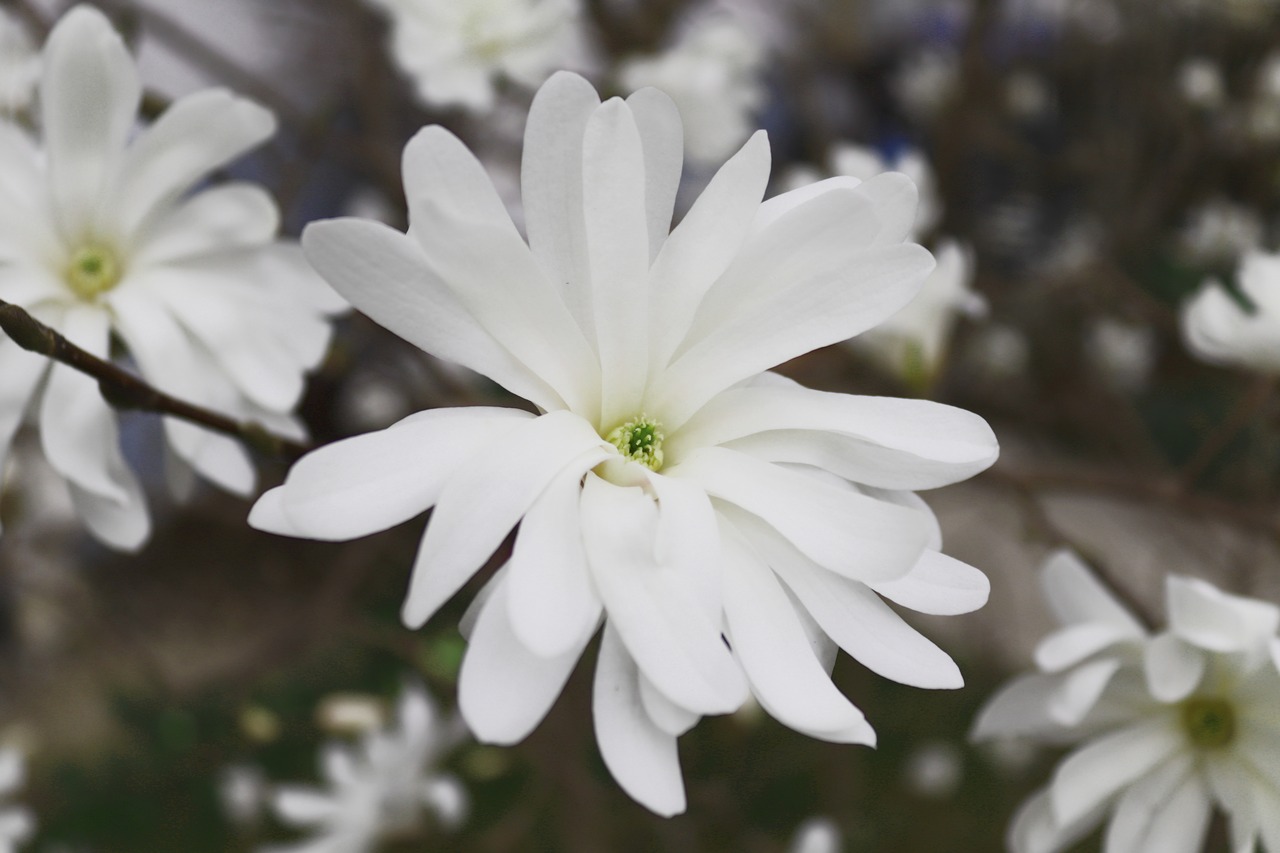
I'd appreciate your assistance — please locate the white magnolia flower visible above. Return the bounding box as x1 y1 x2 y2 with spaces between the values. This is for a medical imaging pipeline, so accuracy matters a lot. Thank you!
789 816 842 853
973 550 1280 853
364 0 583 113
0 8 39 115
263 683 467 853
0 748 34 852
1178 58 1226 110
617 14 766 165
892 49 960 123
1086 317 1157 392
0 7 344 549
251 71 998 816
784 144 941 239
1182 251 1280 373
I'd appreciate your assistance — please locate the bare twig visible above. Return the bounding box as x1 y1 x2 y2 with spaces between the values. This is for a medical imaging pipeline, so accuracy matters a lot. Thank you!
0 299 310 462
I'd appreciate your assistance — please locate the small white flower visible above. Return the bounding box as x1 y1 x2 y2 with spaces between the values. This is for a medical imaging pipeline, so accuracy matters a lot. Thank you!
1182 251 1280 373
0 747 35 851
1178 58 1226 109
1086 317 1157 392
0 8 39 115
364 0 584 113
1179 199 1264 263
789 816 842 853
263 683 468 852
617 13 766 165
252 71 998 816
0 6 344 549
974 550 1280 853
892 49 960 123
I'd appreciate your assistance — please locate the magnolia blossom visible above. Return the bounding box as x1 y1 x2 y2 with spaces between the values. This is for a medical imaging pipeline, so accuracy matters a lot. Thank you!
617 14 766 165
252 71 998 815
364 0 583 112
263 683 467 852
0 8 39 115
1182 251 1280 373
973 550 1280 853
0 7 343 549
1178 58 1226 110
0 748 33 852
784 143 941 238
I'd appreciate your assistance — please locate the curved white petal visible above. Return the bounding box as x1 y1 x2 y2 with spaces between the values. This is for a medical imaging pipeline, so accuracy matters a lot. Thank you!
0 338 51 529
1035 623 1140 673
970 672 1067 741
1167 574 1280 653
1104 754 1203 853
1046 657 1123 727
638 672 699 737
1143 633 1206 702
1050 719 1182 827
1008 787 1106 853
1040 550 1146 634
592 623 687 817
870 551 990 616
132 183 279 267
625 87 683 262
1181 279 1280 372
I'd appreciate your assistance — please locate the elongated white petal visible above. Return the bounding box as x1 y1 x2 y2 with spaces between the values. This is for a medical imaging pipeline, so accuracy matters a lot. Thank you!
1008 787 1107 853
272 787 338 825
401 412 609 627
673 447 927 584
870 551 990 615
648 130 771 371
1181 280 1280 371
302 219 563 411
269 408 532 541
1050 719 1182 827
1143 633 1205 702
458 573 593 745
722 526 875 741
1035 623 1139 673
403 126 517 234
1040 550 1146 634
639 672 699 737
625 87 683 262
0 339 50 533
132 183 278 267
506 464 603 657
970 672 1066 741
68 469 150 552
668 384 997 490
1046 657 1123 727
113 88 275 239
1103 754 1200 853
580 474 747 715
1167 575 1280 653
593 624 687 817
647 472 720 620
583 98 651 427
41 6 140 240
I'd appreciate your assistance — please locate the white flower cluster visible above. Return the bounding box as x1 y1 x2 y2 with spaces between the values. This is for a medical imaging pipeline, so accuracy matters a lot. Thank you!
1182 251 1280 374
974 550 1280 853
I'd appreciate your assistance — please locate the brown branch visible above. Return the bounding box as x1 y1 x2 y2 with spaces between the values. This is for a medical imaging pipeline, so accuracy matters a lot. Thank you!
0 300 310 462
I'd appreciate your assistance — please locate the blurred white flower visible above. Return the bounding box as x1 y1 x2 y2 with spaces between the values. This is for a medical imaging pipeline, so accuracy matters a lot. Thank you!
892 49 960 123
219 763 268 827
1249 53 1280 141
782 143 940 237
0 9 39 115
903 740 964 799
264 682 468 852
618 14 766 165
252 71 998 815
365 0 584 112
974 550 1280 853
1179 199 1264 262
1178 58 1226 109
1182 252 1280 373
0 6 344 549
789 816 842 853
1086 317 1157 392
316 694 387 737
1005 71 1053 120
0 747 34 851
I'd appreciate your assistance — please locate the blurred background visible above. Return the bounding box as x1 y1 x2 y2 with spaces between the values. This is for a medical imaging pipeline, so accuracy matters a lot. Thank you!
3 0 1280 849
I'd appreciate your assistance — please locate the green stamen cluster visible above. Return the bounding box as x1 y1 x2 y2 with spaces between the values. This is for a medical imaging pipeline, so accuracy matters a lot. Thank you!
1181 696 1236 750
66 244 122 299
605 416 665 471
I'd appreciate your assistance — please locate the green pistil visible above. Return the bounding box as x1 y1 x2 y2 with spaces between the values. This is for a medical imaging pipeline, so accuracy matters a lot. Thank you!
1181 697 1235 750
605 416 665 471
66 244 122 299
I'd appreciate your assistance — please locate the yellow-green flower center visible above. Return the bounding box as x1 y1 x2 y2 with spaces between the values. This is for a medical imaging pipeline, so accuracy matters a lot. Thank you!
605 416 665 471
1181 696 1235 749
66 244 122 299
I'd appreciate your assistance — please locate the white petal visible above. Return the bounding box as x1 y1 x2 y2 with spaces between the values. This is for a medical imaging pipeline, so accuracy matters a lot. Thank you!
40 6 140 240
592 623 687 817
639 672 699 737
113 88 275 240
1167 574 1280 653
132 183 278 267
580 474 747 715
402 125 520 236
272 787 338 825
647 471 721 620
1035 623 1140 673
1008 787 1106 853
1046 657 1123 727
648 130 771 371
301 218 562 411
970 672 1066 741
672 447 927 584
870 551 990 616
458 572 593 745
1050 719 1182 827
1104 754 1203 853
625 87 683 261
401 412 608 627
1181 280 1280 371
520 71 600 340
422 775 469 829
68 472 150 552
668 384 998 490
505 465 603 658
722 525 876 742
0 338 50 522
1040 549 1146 634
1143 632 1206 702
271 407 532 541
582 98 651 427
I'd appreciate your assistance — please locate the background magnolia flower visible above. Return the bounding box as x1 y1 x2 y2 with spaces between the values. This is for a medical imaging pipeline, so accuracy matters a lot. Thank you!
0 8 39 115
364 0 585 112
1178 199 1264 263
973 550 1280 853
262 682 468 853
252 70 998 815
1181 251 1280 373
617 13 766 165
0 6 344 550
0 748 34 852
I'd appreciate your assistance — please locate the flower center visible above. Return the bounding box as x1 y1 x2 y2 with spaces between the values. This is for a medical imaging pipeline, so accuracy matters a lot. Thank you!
1181 696 1235 749
605 416 665 472
65 243 122 299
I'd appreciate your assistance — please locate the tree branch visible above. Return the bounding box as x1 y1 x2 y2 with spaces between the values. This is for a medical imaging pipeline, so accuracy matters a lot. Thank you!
0 300 310 462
